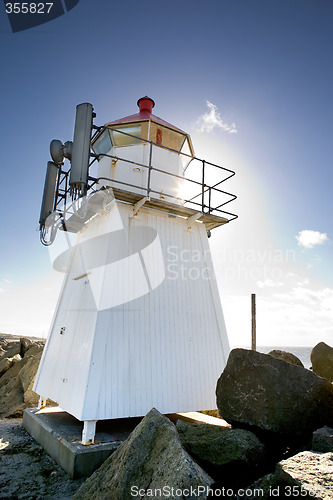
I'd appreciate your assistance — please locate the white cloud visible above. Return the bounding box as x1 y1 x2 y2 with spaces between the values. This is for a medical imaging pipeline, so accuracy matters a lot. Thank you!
296 230 328 249
196 101 238 134
257 279 283 288
222 285 333 348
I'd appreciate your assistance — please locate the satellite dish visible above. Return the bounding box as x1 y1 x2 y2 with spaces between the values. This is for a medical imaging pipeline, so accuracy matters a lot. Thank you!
50 139 73 164
50 140 65 164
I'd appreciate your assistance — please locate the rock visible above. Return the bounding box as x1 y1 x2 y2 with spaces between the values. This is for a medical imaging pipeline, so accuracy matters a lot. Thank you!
0 357 13 377
268 349 303 367
311 342 333 382
312 426 333 453
245 451 333 499
0 353 21 377
216 349 333 440
74 408 213 500
0 341 20 361
0 343 44 418
20 337 34 357
176 420 267 488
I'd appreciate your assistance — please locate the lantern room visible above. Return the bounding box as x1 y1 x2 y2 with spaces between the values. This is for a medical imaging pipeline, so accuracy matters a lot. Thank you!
91 96 194 205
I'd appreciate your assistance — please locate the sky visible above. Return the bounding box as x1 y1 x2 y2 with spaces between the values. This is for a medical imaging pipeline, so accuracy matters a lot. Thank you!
0 0 332 348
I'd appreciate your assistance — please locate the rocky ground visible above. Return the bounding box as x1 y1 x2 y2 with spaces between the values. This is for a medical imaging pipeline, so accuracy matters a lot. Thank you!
0 418 84 499
1 335 333 499
0 334 84 499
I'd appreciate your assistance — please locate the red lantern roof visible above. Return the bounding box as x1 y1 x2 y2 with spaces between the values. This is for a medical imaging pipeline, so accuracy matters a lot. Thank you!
106 96 187 135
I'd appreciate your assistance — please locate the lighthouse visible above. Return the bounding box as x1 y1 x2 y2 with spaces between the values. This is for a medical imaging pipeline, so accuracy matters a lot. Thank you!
34 97 237 444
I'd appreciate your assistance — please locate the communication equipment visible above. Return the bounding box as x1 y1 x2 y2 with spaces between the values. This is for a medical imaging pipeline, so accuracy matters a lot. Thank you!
39 103 95 245
39 161 59 244
69 103 94 196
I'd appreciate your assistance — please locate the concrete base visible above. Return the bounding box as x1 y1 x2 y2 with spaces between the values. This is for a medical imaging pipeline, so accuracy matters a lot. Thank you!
23 407 142 478
23 407 228 479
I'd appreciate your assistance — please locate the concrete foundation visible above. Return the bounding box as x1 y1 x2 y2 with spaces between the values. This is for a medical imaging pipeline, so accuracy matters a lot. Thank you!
23 407 228 479
22 407 142 478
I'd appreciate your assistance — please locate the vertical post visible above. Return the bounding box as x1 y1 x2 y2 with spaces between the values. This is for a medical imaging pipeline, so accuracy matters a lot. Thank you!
202 160 205 213
251 293 256 351
146 141 153 200
81 420 97 445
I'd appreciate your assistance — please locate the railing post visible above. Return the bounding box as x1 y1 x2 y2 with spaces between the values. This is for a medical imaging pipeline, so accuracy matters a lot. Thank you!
251 293 256 351
202 160 205 213
53 165 62 212
146 141 153 199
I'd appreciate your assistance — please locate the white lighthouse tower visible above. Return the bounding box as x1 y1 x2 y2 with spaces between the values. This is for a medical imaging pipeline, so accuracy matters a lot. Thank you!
34 97 237 444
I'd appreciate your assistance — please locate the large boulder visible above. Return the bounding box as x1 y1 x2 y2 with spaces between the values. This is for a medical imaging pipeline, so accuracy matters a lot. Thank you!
0 343 44 417
311 342 333 382
216 349 333 441
312 426 333 453
74 408 213 500
244 451 333 499
176 419 267 488
268 349 303 367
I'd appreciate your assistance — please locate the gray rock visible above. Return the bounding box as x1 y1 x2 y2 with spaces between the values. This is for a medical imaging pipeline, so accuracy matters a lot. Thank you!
216 349 333 439
312 426 333 453
20 337 34 357
311 342 333 382
0 356 13 377
244 451 333 499
0 353 21 377
0 344 44 417
74 408 213 500
0 341 20 361
176 420 267 487
268 350 304 367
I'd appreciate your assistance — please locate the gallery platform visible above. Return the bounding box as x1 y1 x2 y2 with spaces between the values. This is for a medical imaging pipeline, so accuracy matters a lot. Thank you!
23 407 228 478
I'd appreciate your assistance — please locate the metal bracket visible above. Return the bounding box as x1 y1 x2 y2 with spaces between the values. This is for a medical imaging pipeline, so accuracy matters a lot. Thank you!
131 196 148 217
186 212 202 229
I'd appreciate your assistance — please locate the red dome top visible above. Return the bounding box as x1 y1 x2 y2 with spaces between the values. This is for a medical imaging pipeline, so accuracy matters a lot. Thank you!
106 96 186 134
137 96 155 114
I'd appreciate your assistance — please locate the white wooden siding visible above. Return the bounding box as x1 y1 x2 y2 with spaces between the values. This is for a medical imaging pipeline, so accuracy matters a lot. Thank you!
34 201 230 421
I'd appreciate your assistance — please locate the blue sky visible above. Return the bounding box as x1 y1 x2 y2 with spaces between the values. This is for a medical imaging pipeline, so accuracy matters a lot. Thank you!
0 0 332 347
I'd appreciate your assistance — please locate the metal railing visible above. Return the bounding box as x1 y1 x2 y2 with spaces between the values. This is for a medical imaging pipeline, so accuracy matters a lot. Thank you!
89 125 238 221
42 126 237 243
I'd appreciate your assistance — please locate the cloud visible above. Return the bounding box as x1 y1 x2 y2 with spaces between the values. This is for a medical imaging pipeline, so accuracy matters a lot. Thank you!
222 284 333 348
258 286 333 346
2 278 12 284
196 101 237 134
296 230 328 249
275 286 333 308
257 279 283 288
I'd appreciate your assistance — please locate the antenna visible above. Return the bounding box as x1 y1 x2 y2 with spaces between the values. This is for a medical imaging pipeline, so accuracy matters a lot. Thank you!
39 161 59 245
70 103 94 196
39 103 95 246
50 139 73 164
39 161 59 230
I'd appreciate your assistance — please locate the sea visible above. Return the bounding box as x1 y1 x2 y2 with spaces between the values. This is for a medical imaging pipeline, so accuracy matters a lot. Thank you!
235 346 313 369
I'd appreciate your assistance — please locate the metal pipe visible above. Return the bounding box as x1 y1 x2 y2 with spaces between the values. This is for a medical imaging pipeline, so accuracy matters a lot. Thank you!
202 160 205 213
251 294 256 351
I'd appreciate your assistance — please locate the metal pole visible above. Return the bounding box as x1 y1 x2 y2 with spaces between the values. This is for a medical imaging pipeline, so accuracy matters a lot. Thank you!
146 141 153 199
202 160 205 213
251 293 256 351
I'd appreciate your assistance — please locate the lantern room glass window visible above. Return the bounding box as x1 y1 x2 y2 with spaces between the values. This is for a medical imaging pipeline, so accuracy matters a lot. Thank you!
110 126 142 147
92 129 112 156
